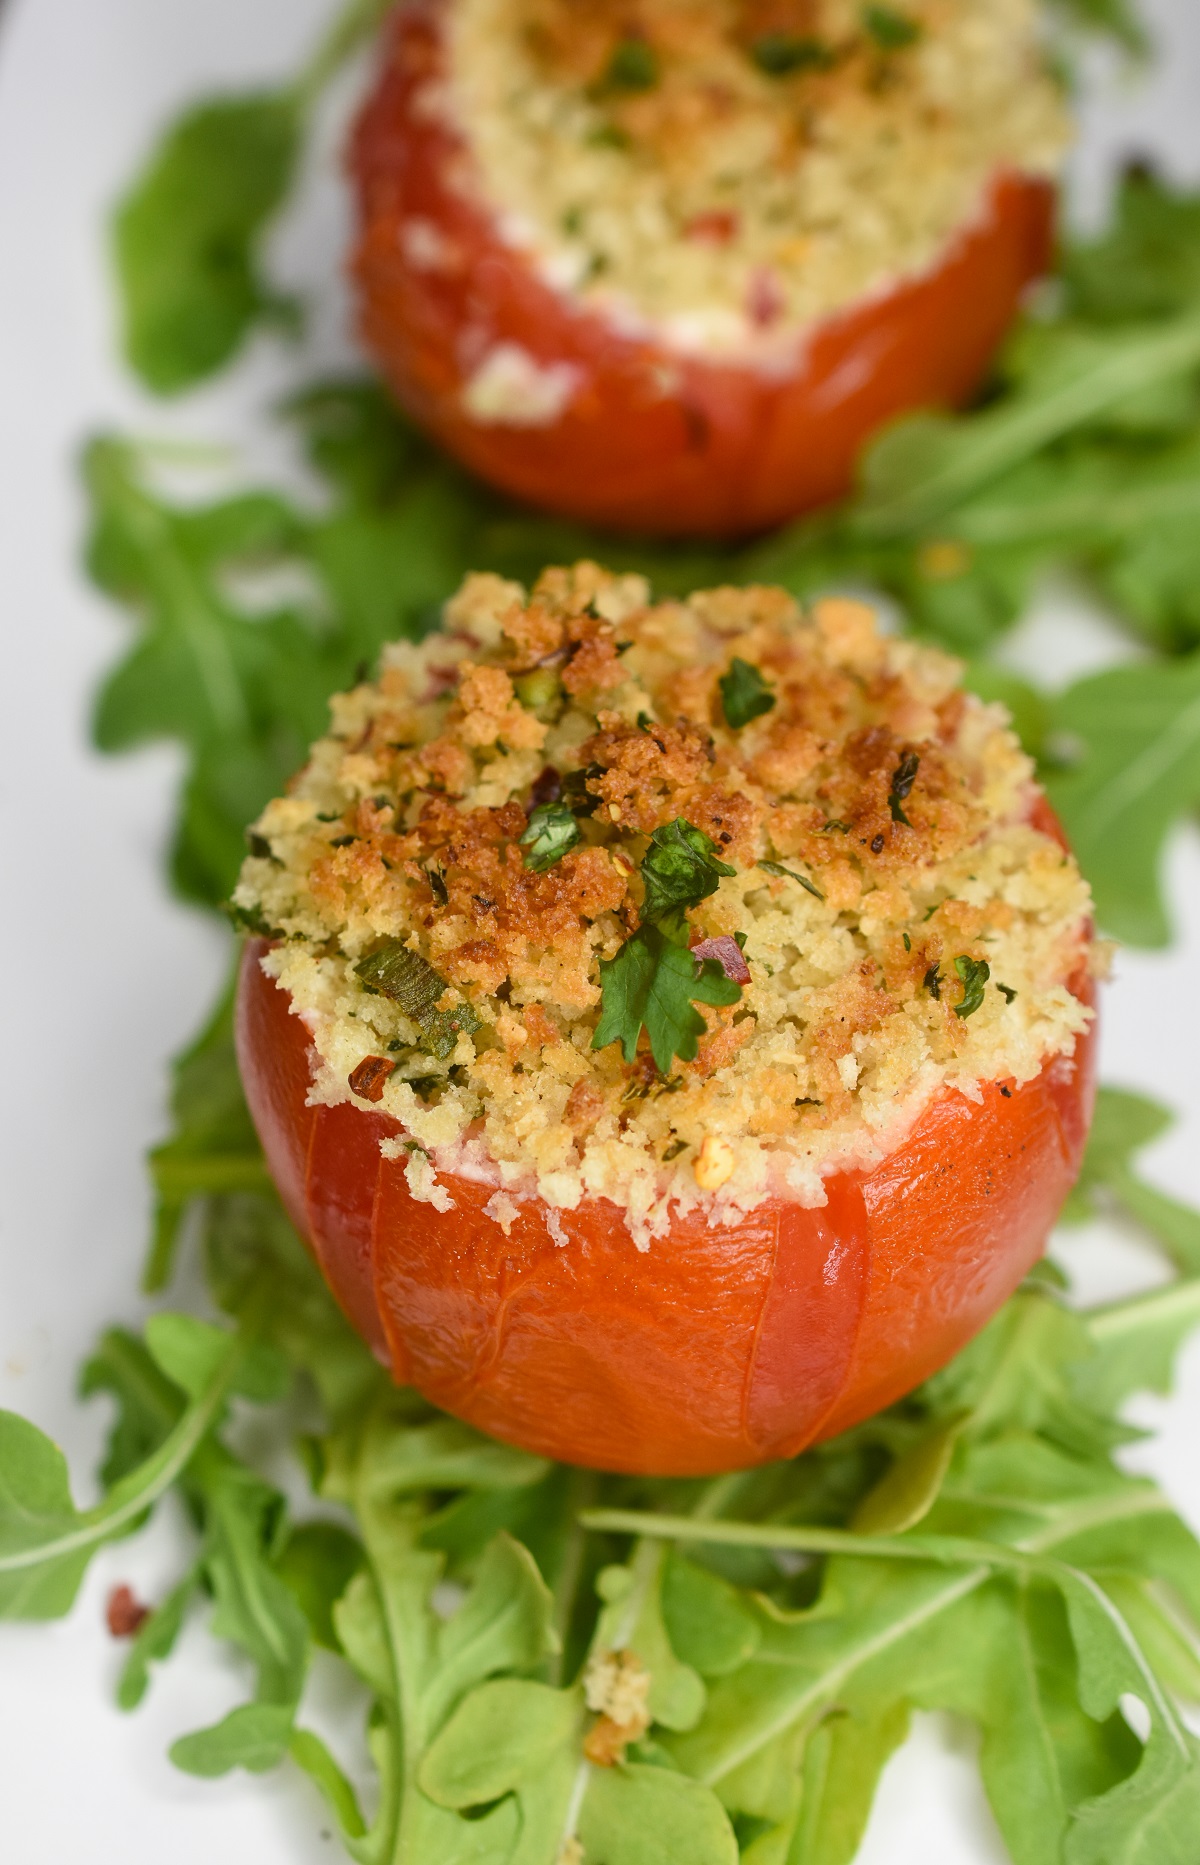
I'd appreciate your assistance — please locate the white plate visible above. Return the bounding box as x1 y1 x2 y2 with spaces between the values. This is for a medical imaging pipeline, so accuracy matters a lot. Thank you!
1 2 1199 1859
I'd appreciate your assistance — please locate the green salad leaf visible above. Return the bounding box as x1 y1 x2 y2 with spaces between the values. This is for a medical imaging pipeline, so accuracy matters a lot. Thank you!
112 0 394 392
14 16 1200 1864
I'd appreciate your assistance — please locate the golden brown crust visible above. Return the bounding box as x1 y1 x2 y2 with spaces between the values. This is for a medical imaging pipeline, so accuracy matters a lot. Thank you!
235 564 1094 1238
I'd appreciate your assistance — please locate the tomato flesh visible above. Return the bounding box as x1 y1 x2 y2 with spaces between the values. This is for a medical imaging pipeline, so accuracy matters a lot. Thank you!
236 939 1095 1474
349 1 1055 540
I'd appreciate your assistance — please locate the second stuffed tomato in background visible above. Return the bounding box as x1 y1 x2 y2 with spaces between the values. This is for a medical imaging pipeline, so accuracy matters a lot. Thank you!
351 0 1065 536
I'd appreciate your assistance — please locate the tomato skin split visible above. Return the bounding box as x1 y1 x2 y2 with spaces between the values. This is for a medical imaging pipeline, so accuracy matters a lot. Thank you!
236 936 1095 1476
348 1 1055 540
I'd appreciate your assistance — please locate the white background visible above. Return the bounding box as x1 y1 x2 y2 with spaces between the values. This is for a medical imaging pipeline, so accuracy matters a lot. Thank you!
2 2 1200 1859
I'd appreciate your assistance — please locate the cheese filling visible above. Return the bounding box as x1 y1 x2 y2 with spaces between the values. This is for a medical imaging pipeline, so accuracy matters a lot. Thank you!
234 565 1096 1246
439 0 1069 358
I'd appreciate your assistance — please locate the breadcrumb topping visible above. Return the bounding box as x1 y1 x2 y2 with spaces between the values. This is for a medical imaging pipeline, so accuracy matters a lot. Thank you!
442 0 1068 357
234 565 1095 1245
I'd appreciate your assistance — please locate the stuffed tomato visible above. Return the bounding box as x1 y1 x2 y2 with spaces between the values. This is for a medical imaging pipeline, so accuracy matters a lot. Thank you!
234 564 1097 1475
349 0 1066 537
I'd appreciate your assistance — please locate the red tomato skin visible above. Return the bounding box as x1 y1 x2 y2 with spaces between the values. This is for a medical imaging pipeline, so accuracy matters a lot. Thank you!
236 940 1095 1474
349 1 1055 540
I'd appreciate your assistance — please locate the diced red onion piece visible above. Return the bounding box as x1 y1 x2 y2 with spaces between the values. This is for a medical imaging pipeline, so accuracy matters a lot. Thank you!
690 935 751 984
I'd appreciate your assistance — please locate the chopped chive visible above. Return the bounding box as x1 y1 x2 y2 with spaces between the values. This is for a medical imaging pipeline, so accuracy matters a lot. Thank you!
758 858 824 900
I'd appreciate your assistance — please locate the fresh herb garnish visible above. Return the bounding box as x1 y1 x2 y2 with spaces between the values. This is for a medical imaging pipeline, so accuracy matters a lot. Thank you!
953 954 991 1018
639 818 737 936
997 981 1018 1004
719 657 776 729
520 801 582 872
603 37 659 92
888 750 921 825
561 764 604 816
593 927 742 1074
749 33 835 76
924 963 942 999
593 820 741 1071
757 858 824 900
862 5 922 50
356 940 481 1059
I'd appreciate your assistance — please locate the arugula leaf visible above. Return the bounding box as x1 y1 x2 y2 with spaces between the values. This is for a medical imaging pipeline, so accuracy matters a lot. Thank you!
719 658 776 730
593 927 742 1074
0 1320 244 1619
113 94 302 393
145 962 272 1291
1044 651 1200 945
111 0 395 394
1062 1085 1200 1274
521 801 582 871
639 818 737 933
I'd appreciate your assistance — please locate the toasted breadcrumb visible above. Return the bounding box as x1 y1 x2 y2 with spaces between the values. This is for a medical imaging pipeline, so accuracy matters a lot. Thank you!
235 565 1095 1246
443 0 1068 358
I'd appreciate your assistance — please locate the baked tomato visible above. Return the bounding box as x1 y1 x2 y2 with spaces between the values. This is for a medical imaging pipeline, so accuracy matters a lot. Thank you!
349 1 1062 538
237 938 1094 1473
232 561 1096 1477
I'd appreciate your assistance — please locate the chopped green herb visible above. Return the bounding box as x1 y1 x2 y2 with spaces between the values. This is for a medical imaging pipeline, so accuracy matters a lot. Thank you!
426 866 449 906
997 982 1018 1004
823 820 852 833
662 1138 688 1162
903 932 912 952
244 830 272 859
719 657 776 729
758 858 825 901
513 666 562 716
862 5 922 50
639 818 737 936
750 33 835 76
603 37 659 92
887 751 921 825
224 900 276 938
636 711 654 732
593 926 741 1074
924 963 942 999
519 801 582 872
356 940 480 1059
561 764 603 816
953 955 991 1019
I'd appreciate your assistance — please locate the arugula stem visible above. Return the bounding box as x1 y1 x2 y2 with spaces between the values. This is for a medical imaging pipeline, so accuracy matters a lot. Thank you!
585 1483 1180 1787
1084 1275 1200 1346
853 313 1200 537
579 1509 1034 1572
547 1467 598 1686
0 1333 244 1577
291 0 396 111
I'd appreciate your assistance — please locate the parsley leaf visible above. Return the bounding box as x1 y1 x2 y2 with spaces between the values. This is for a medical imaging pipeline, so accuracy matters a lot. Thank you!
719 657 776 729
593 928 742 1074
520 801 581 872
639 818 737 937
953 955 990 1018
